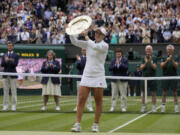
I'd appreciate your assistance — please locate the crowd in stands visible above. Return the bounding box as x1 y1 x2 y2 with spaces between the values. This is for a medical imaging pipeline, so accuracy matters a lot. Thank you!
0 0 180 45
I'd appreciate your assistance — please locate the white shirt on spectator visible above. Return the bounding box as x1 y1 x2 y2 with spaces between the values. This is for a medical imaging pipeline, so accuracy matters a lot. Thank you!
119 31 126 37
58 33 65 44
17 19 24 27
172 31 180 38
20 32 30 41
16 32 21 42
52 36 59 44
46 31 51 41
177 18 180 26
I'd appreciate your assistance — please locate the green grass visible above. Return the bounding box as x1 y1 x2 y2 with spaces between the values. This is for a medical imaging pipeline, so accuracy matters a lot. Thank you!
119 114 180 133
0 96 179 134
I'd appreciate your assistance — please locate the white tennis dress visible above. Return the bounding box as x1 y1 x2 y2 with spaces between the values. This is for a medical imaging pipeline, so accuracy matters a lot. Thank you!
70 35 108 88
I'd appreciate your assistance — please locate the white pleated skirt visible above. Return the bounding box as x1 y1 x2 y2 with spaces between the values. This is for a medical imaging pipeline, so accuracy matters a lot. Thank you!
80 75 107 88
42 80 61 96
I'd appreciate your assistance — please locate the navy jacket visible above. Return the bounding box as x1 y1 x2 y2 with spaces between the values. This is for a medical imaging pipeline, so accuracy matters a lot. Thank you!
109 57 128 82
41 60 61 84
76 55 86 81
1 52 19 78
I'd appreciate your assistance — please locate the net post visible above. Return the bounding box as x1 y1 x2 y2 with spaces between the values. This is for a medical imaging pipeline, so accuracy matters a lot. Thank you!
144 79 148 104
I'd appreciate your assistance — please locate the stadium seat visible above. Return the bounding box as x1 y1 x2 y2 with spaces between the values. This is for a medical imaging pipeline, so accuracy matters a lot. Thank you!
126 51 139 60
107 50 115 60
152 50 158 57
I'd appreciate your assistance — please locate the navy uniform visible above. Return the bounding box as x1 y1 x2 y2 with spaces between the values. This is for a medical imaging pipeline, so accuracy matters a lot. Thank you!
109 56 128 112
1 51 19 111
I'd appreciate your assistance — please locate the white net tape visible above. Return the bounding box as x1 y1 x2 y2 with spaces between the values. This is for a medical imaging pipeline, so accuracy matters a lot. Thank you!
0 72 180 80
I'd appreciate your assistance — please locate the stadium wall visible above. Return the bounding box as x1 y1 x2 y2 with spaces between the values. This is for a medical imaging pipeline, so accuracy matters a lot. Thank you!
0 44 180 96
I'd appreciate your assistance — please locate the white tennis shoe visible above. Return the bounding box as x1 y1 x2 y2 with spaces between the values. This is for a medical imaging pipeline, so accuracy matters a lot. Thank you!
87 107 93 112
152 105 157 113
73 107 77 112
161 105 166 113
56 106 60 111
175 105 179 113
2 105 8 111
110 107 115 112
11 105 16 111
122 108 126 112
41 106 46 111
141 105 146 113
92 123 99 132
71 123 81 132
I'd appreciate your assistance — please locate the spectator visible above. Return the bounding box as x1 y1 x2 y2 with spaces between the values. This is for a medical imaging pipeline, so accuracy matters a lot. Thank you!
44 8 53 20
29 28 37 44
17 16 24 28
41 28 48 44
118 26 126 44
140 45 157 113
41 50 61 111
20 27 30 43
110 29 118 44
134 29 142 43
36 28 43 44
162 28 172 43
172 27 180 43
142 25 151 44
126 28 135 43
50 0 59 12
7 29 17 44
1 41 19 111
95 14 104 27
150 25 158 43
58 30 66 44
51 31 59 44
25 17 32 30
109 48 128 112
1 29 7 44
16 28 22 43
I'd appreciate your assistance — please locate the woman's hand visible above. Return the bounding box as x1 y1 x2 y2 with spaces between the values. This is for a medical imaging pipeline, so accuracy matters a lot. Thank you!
81 29 89 41
81 29 88 37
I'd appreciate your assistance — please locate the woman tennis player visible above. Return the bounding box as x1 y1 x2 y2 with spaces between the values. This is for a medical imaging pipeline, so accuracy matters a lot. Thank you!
70 27 108 132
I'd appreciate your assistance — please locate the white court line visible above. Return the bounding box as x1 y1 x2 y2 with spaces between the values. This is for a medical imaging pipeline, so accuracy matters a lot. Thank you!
17 97 109 109
108 105 162 133
0 99 69 106
0 100 43 107
0 99 75 110
17 99 76 109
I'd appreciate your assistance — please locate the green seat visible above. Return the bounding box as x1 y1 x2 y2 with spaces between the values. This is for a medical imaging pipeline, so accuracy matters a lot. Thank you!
69 63 78 75
152 50 158 57
107 50 115 60
134 51 139 59
126 51 139 60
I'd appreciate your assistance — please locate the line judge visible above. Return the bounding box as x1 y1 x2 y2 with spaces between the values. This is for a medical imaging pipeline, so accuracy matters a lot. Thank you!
1 41 19 111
